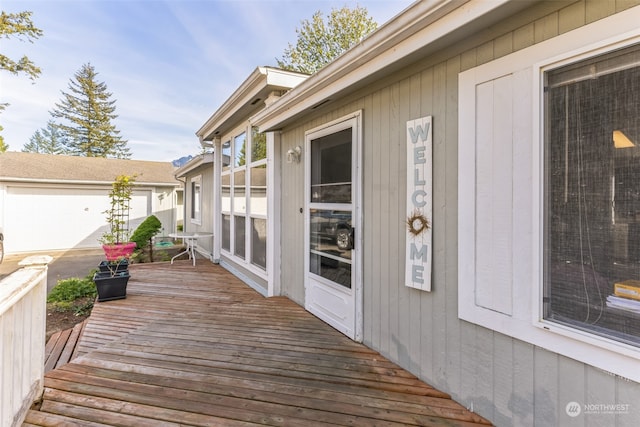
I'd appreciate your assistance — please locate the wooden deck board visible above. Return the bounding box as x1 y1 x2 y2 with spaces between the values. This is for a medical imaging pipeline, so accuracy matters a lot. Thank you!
28 261 491 426
44 320 88 374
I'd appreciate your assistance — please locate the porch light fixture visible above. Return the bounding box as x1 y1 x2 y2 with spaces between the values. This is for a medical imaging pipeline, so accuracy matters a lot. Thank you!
613 130 635 148
287 146 302 163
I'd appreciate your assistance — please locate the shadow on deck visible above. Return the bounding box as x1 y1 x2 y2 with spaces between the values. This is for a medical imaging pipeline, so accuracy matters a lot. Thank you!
26 261 492 426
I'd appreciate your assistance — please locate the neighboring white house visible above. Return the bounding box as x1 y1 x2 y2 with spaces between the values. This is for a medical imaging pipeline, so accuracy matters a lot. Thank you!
193 1 640 425
174 153 215 258
0 152 182 253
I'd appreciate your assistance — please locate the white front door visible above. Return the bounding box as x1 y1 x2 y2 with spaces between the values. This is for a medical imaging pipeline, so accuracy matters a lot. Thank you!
304 114 362 341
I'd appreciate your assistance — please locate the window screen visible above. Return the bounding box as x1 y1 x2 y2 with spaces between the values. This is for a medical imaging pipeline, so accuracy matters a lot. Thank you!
544 43 640 347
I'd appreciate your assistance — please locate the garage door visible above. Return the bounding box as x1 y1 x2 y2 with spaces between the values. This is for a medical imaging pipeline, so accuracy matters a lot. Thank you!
4 186 151 253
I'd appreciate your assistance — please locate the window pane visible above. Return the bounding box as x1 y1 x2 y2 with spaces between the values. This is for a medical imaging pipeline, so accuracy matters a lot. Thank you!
234 132 247 167
250 166 267 216
544 44 640 347
234 170 246 214
252 126 267 162
221 214 230 251
310 128 352 203
251 218 267 269
234 215 245 258
191 180 201 221
221 174 231 212
222 141 231 171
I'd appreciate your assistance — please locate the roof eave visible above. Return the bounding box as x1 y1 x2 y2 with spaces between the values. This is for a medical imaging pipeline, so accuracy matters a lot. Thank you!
174 153 214 178
196 67 307 141
252 0 528 131
0 177 181 187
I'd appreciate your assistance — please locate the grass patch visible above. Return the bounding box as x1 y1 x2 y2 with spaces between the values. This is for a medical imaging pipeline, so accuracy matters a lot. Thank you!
48 274 97 315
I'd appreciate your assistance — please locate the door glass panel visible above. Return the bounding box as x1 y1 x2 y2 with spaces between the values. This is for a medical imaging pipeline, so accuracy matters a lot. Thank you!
310 209 352 258
310 253 352 288
309 208 352 289
310 128 352 203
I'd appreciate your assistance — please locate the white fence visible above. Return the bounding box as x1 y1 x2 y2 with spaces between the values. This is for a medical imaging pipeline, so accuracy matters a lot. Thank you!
0 257 50 427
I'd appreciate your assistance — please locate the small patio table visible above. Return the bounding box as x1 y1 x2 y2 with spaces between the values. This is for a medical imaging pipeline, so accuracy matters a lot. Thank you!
169 233 212 266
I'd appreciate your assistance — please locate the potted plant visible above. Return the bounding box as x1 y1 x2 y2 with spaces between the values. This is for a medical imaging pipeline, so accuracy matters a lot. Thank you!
100 174 137 261
93 266 130 302
94 174 136 302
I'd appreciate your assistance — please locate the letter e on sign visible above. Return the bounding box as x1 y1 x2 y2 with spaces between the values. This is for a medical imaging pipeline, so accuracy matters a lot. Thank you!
406 116 432 291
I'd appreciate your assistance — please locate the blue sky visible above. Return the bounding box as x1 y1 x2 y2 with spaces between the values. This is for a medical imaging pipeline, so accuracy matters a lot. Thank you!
2 0 412 162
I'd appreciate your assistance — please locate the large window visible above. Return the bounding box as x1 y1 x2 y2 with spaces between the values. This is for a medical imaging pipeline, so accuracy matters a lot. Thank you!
220 126 268 271
458 9 640 381
544 43 640 347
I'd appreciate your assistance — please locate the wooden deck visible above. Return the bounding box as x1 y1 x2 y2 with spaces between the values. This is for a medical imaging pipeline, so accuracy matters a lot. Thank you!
26 261 491 426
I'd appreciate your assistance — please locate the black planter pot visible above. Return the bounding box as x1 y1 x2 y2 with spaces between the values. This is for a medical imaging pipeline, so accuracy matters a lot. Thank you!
93 271 130 302
98 259 129 274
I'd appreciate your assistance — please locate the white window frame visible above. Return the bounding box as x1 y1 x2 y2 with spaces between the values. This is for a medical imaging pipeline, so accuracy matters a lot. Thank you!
458 6 640 382
190 175 202 225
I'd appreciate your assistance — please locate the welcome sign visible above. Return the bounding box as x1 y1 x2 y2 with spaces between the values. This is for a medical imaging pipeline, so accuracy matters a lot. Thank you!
405 116 432 291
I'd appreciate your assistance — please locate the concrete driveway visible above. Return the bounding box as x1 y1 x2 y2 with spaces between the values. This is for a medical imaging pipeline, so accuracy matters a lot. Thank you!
0 248 105 293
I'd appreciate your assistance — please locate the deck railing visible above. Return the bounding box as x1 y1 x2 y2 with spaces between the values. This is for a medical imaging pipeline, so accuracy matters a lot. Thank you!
0 256 51 427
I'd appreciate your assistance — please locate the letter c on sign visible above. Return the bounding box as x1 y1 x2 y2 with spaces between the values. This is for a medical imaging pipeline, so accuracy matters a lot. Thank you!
412 190 427 207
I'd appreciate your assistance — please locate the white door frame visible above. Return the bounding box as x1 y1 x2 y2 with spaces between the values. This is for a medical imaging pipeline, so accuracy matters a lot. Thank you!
303 111 363 342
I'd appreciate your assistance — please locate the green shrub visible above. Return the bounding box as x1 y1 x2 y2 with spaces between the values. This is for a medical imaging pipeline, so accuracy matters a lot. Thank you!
47 277 97 303
130 215 162 250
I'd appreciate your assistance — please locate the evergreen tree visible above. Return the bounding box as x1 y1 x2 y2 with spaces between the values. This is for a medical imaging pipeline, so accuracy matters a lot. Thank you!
22 120 68 154
1 10 43 143
0 11 42 82
276 5 377 74
0 126 7 153
50 63 130 158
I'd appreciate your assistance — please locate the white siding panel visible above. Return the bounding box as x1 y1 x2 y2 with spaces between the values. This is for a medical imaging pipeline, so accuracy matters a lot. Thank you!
474 75 514 316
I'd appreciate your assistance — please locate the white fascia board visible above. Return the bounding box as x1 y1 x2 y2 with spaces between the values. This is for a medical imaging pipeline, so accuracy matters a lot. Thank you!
174 154 214 178
253 0 520 131
196 67 308 140
264 67 309 88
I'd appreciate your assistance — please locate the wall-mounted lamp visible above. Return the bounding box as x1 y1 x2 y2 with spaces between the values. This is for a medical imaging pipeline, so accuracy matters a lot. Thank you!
287 146 302 163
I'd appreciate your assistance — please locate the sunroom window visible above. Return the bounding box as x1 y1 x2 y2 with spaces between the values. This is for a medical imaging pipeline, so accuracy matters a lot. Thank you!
544 43 640 347
219 127 268 271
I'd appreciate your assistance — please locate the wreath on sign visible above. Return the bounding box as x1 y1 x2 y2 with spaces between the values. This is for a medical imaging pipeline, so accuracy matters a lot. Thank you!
406 210 430 236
